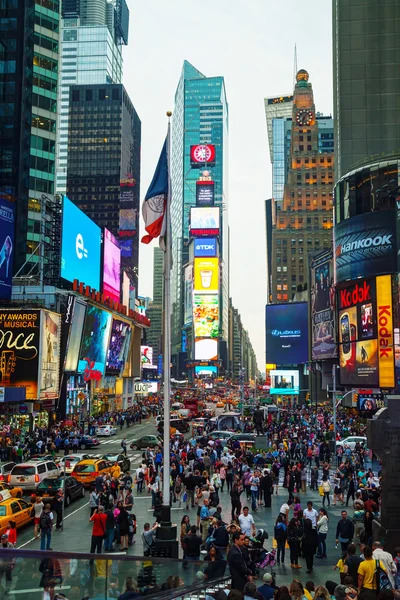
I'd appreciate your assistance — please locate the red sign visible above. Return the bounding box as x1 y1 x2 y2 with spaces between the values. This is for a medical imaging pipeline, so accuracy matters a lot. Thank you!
339 280 371 309
190 145 216 166
83 358 102 382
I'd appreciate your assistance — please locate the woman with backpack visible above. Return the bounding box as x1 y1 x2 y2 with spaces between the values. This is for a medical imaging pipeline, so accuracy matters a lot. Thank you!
274 514 287 565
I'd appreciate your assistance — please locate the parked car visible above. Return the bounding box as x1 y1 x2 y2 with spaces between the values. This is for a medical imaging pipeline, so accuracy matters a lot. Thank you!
71 458 121 487
95 425 117 437
130 435 163 451
37 476 85 506
0 463 16 482
57 454 91 475
8 460 60 491
336 436 368 451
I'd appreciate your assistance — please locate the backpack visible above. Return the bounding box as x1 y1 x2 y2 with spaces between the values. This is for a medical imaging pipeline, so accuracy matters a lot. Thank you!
138 470 144 480
376 560 393 591
40 511 52 530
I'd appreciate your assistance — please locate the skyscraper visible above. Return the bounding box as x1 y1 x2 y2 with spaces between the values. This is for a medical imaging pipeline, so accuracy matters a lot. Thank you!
332 0 400 181
264 95 293 206
146 247 164 361
170 61 229 374
55 0 128 194
266 70 334 304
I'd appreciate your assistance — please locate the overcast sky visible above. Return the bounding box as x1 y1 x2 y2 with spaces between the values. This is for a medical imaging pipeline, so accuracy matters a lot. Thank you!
123 0 333 371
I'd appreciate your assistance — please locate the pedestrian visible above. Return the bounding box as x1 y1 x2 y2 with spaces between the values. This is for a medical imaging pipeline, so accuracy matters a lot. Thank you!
117 505 130 551
334 551 348 584
372 541 397 588
136 465 145 494
0 534 14 593
316 508 329 558
301 517 318 573
335 510 354 552
40 503 54 551
104 507 116 552
230 479 242 521
358 545 387 600
5 521 16 547
227 531 253 591
182 524 202 563
303 501 318 528
89 486 99 517
121 437 127 456
89 506 107 554
287 516 303 569
199 498 211 547
72 436 79 454
33 496 44 539
274 513 287 565
51 489 63 530
261 469 273 508
343 543 362 585
238 506 256 537
249 470 260 512
322 476 331 507
180 515 191 557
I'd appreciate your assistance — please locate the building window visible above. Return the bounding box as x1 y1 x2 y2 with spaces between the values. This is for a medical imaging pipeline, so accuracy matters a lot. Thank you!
307 145 312 151
299 145 304 151
72 89 79 101
99 89 106 100
86 89 92 101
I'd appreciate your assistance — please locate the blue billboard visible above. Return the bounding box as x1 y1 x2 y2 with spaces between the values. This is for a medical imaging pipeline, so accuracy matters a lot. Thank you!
0 199 15 299
194 237 217 257
265 302 309 365
78 305 112 375
61 197 101 290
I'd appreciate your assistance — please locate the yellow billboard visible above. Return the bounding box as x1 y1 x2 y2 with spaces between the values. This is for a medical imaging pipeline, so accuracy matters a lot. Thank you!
376 274 394 388
194 258 219 293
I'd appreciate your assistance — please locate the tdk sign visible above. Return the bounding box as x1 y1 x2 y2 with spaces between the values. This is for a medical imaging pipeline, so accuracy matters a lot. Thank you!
194 238 217 257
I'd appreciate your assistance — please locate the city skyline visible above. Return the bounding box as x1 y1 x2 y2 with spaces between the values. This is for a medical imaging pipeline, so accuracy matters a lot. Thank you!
123 0 333 369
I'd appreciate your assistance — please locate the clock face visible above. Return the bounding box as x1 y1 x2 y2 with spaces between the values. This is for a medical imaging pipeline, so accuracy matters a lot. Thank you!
296 109 314 126
193 145 213 163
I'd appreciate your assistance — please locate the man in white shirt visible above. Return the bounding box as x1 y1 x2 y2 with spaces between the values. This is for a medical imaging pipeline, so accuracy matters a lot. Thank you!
238 506 256 537
303 501 318 528
372 541 396 587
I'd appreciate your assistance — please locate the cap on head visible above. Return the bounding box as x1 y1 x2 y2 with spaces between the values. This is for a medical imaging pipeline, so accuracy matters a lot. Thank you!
1 534 7 539
263 573 272 583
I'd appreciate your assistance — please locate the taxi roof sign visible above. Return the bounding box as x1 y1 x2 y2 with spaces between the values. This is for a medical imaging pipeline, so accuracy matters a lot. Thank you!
0 490 12 502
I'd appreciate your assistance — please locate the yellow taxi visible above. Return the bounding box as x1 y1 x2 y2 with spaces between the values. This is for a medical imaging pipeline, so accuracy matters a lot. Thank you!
71 458 121 486
0 491 33 536
0 482 23 499
216 401 224 408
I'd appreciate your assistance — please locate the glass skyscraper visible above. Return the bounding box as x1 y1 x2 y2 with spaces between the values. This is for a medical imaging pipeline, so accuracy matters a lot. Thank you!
171 61 229 367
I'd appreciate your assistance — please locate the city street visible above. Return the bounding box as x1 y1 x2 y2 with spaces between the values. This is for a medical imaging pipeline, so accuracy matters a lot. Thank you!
13 419 346 587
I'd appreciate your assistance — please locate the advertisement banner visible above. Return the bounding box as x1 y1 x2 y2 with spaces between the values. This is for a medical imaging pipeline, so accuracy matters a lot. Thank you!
0 199 15 300
193 294 219 338
106 319 131 375
190 207 219 236
338 278 379 386
78 305 112 377
120 239 133 258
265 303 309 365
184 265 193 326
39 310 61 399
310 249 336 360
196 181 215 207
118 208 137 234
195 338 218 361
140 345 153 366
190 144 216 167
270 370 299 394
0 310 41 399
376 274 395 388
122 272 130 308
334 210 396 284
103 229 121 303
61 197 101 290
64 300 86 372
194 238 217 258
194 258 219 293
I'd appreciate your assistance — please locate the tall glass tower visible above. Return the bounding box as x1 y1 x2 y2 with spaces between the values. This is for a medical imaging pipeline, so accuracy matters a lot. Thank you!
171 61 229 370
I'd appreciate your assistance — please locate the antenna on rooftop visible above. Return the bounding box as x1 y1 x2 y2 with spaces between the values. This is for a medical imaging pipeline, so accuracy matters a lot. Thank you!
293 43 298 86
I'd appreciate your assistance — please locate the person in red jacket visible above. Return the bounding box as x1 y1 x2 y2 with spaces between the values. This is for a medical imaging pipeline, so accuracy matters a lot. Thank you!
5 521 16 547
89 506 107 554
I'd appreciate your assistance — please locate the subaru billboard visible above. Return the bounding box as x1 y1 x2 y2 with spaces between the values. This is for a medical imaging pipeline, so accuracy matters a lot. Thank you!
61 196 101 290
194 238 217 258
265 302 309 365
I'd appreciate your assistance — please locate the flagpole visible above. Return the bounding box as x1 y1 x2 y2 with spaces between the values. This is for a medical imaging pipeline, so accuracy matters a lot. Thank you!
162 111 172 523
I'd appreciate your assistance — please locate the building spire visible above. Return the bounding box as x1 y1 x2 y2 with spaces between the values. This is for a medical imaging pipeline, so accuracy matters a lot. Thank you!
293 43 298 88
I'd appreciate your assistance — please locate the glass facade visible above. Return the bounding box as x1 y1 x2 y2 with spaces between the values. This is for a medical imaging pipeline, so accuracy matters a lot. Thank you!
171 61 229 360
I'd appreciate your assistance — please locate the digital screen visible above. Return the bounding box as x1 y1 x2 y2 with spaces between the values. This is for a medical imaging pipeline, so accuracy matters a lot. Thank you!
194 238 217 258
103 229 121 303
39 310 61 399
357 394 385 412
194 258 219 293
64 300 86 372
119 208 137 233
184 265 193 326
61 197 101 290
141 345 153 365
310 249 336 360
195 338 218 361
122 272 130 307
78 305 112 375
0 199 15 300
270 370 299 394
190 144 216 167
120 239 133 257
196 181 215 207
193 294 219 338
195 366 218 375
190 207 219 236
106 318 131 375
265 303 309 364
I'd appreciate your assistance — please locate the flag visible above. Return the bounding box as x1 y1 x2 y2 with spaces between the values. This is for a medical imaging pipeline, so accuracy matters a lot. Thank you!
141 138 169 249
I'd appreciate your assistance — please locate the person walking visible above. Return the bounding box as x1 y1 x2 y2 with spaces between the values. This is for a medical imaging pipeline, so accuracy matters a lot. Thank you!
249 470 260 512
321 476 331 507
227 531 253 591
89 487 99 517
358 545 387 600
261 469 273 508
104 508 116 552
0 534 15 593
182 525 202 562
89 506 107 554
274 514 287 566
40 503 53 551
335 510 354 552
301 518 318 574
230 479 242 521
33 496 44 539
316 508 329 558
117 505 130 551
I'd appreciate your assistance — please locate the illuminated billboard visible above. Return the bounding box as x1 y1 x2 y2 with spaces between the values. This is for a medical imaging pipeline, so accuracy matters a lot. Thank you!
194 258 219 293
196 181 215 207
61 196 101 290
103 229 121 303
270 370 299 394
265 303 308 365
195 338 218 361
39 310 61 399
310 249 336 360
190 207 219 236
64 300 86 372
0 199 15 300
141 345 153 366
78 305 112 377
184 265 193 326
106 318 131 375
193 294 219 338
195 365 218 376
194 238 217 258
190 144 216 167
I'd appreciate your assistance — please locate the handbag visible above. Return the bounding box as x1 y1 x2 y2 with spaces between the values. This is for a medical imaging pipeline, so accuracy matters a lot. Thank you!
318 485 324 497
376 560 393 591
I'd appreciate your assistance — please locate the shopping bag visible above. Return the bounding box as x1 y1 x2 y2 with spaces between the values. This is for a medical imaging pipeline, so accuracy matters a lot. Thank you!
319 485 324 497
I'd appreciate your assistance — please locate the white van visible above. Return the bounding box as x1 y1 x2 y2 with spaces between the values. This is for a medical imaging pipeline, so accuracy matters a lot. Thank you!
9 460 60 491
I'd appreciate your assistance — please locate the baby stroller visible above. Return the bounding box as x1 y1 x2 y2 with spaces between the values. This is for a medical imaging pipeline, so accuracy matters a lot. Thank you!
248 529 273 571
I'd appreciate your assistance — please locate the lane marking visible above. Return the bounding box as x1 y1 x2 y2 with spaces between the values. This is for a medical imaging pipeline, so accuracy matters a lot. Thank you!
12 586 71 595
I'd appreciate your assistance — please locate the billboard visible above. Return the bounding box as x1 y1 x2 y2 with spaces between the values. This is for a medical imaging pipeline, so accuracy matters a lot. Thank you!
193 294 219 338
194 258 219 293
195 365 218 375
190 144 216 167
103 229 121 303
195 338 218 361
265 303 309 365
310 249 336 360
270 370 299 394
334 210 396 283
194 238 217 258
61 197 101 290
120 239 133 258
78 305 112 376
39 310 61 399
141 345 153 366
106 318 131 375
357 393 385 412
184 265 193 326
119 208 137 235
196 181 215 207
376 274 394 388
190 207 219 236
122 272 130 307
64 300 86 372
0 199 15 300
0 309 41 399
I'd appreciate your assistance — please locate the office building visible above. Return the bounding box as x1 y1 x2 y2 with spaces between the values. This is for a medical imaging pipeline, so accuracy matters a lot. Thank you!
228 299 258 381
266 70 334 304
145 247 164 360
333 0 400 181
264 95 293 205
66 83 141 289
171 61 229 371
0 0 60 278
56 0 128 194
